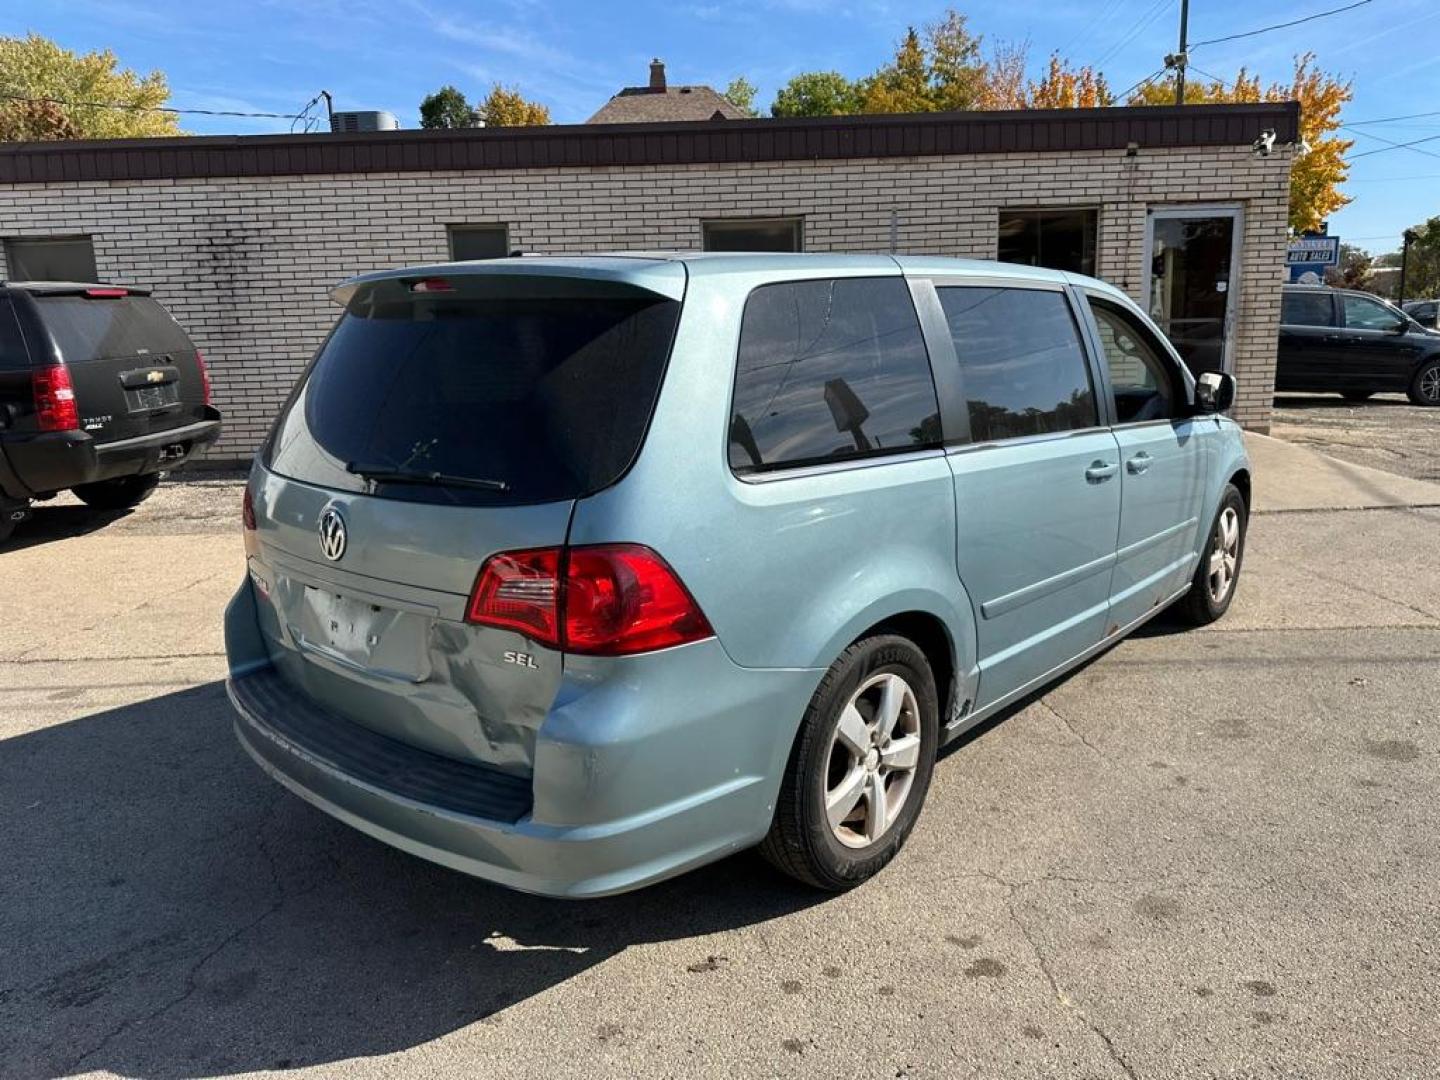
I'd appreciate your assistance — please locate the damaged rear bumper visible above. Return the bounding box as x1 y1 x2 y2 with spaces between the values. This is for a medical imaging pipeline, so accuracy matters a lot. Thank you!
224 580 819 898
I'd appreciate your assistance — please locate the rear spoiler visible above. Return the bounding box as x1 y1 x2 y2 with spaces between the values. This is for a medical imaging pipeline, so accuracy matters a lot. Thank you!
1 281 152 298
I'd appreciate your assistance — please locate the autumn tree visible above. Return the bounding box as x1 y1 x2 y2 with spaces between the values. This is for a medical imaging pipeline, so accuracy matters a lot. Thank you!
1324 243 1374 291
0 33 178 140
1029 53 1114 108
1128 53 1351 233
976 41 1029 110
0 98 80 142
1396 217 1440 302
476 85 550 126
723 77 758 117
925 10 988 111
857 27 934 113
770 71 861 117
419 85 475 129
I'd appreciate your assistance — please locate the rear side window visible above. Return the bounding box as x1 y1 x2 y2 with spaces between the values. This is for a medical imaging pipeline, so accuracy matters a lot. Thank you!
1281 291 1334 327
266 277 681 506
32 295 194 363
936 286 1097 442
728 278 939 473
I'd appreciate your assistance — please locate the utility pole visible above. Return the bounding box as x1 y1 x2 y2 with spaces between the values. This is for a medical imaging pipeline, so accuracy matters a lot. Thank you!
1398 228 1416 305
1174 0 1190 105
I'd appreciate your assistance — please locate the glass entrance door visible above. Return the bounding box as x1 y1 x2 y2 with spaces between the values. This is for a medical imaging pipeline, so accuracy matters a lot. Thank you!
1144 207 1242 376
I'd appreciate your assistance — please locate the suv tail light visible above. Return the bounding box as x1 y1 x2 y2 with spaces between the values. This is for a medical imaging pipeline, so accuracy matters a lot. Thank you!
241 485 256 531
196 350 213 406
32 365 79 432
466 544 713 656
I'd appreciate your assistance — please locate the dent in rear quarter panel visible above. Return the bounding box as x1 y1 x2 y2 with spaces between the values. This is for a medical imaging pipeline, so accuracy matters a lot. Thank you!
567 263 981 777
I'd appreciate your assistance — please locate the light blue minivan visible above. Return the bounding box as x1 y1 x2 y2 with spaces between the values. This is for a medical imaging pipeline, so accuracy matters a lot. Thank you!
225 253 1250 897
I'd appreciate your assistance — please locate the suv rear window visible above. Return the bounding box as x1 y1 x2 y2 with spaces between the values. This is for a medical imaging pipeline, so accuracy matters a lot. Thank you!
31 295 194 364
265 276 680 506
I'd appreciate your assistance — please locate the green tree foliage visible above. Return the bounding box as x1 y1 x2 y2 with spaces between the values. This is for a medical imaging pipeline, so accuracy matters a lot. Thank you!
0 33 178 140
1324 243 1374 291
419 85 475 129
723 77 758 117
1397 218 1440 301
770 71 861 117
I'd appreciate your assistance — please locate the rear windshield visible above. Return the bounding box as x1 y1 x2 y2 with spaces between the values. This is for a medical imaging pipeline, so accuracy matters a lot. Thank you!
265 277 681 506
33 295 194 364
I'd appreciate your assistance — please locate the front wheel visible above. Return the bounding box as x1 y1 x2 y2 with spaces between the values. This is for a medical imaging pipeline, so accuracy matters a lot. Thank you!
72 473 161 510
1409 360 1440 407
760 634 939 891
1178 484 1247 626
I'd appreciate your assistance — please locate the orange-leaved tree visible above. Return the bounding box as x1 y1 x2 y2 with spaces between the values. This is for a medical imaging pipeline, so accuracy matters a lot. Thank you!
1128 53 1352 232
1029 53 1115 108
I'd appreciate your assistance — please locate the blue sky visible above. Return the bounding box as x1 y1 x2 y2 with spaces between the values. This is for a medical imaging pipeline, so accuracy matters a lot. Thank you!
5 0 1438 252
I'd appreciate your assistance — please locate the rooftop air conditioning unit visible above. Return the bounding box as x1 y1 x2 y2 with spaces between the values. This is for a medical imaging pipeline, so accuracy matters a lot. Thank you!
329 110 400 133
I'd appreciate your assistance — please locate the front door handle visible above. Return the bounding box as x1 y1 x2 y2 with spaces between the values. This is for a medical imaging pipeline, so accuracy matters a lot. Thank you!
1126 452 1153 475
1085 460 1118 482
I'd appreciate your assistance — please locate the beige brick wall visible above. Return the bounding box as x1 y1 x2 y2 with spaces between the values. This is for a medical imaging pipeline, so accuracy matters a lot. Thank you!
0 143 1292 458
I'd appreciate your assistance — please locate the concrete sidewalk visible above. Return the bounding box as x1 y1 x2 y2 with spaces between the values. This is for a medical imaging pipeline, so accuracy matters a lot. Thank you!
1244 430 1440 513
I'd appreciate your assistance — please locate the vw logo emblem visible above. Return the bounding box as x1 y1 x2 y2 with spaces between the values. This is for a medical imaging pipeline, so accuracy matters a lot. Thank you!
317 507 347 562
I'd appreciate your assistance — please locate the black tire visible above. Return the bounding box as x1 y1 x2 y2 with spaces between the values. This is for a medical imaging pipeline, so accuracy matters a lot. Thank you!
1178 483 1247 627
760 634 939 891
1342 390 1374 402
71 473 162 510
0 505 21 546
1409 359 1440 407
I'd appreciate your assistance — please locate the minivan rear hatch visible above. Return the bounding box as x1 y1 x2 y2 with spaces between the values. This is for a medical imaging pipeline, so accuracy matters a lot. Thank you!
24 288 210 442
249 263 685 773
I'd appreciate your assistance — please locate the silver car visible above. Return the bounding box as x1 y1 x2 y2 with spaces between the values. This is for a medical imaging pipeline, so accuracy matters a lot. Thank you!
226 253 1250 896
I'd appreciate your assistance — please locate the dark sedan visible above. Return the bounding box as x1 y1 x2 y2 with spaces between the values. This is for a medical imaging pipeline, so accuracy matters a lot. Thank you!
1277 285 1440 406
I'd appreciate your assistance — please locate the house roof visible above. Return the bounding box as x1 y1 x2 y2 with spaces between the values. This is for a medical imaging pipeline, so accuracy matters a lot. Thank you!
586 85 747 124
0 103 1300 185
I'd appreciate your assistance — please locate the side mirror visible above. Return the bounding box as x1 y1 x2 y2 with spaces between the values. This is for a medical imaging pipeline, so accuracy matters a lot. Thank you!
1390 320 1409 335
1194 371 1236 414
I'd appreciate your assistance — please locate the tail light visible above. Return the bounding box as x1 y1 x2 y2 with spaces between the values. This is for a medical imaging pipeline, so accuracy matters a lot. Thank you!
196 350 213 406
466 544 713 656
241 485 256 531
32 365 79 432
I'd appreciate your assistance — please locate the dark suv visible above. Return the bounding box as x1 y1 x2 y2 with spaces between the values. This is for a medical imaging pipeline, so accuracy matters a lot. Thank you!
1277 284 1440 405
1 282 222 543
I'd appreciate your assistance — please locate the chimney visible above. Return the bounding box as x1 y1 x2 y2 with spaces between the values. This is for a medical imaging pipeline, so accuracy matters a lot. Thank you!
649 58 666 92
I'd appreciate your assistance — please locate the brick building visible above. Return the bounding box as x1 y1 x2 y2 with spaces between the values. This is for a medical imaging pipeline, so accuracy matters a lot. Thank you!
0 103 1297 460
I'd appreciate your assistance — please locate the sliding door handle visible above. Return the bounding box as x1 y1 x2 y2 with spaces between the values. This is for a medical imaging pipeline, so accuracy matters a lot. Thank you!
1126 452 1153 475
1085 461 1118 482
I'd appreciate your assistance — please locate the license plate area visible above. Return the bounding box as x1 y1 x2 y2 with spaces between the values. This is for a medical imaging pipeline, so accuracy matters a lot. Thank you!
291 586 432 683
124 383 180 412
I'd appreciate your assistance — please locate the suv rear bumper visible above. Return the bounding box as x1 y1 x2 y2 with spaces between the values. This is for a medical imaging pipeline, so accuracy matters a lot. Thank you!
224 580 818 898
0 409 221 498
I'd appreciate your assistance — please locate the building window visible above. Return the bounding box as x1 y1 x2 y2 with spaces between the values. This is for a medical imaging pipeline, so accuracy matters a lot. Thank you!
702 218 803 253
447 225 509 261
4 236 98 282
997 210 1097 277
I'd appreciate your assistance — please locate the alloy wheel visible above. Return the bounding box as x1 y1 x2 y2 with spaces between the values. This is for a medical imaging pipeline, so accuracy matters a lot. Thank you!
824 672 922 849
1420 365 1440 404
1207 506 1241 604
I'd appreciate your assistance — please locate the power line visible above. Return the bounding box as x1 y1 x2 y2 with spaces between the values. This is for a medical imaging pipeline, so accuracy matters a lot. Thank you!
1345 108 1440 126
1094 0 1177 68
1345 127 1440 161
1118 68 1169 100
0 91 306 120
1189 0 1372 49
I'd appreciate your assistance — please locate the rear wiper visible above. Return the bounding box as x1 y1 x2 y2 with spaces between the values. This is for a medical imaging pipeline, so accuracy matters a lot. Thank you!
346 462 509 492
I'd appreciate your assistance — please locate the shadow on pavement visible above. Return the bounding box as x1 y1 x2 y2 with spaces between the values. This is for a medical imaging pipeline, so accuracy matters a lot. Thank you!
0 683 824 1078
1272 393 1412 410
3 502 135 552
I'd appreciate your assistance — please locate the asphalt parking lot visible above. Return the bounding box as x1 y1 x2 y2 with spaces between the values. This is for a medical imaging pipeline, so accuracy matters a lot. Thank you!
3 444 1439 1079
1272 393 1440 483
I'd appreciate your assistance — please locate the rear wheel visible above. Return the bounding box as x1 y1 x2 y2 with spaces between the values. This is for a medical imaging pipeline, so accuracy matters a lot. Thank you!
1342 390 1374 402
760 634 939 891
1409 360 1440 407
1178 483 1247 627
72 473 162 510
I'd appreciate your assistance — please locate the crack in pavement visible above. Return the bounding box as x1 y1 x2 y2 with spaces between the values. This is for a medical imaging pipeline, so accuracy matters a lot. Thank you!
59 790 296 1074
1039 698 1107 762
